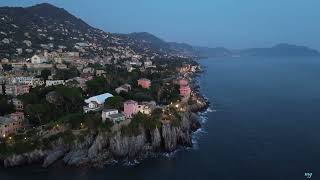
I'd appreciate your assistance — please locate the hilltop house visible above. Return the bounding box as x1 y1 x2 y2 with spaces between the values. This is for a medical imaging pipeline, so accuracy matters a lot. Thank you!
10 98 24 111
179 78 189 86
101 109 125 123
102 109 119 122
123 100 139 118
83 93 113 113
180 85 191 97
108 114 126 123
2 84 30 96
115 84 131 94
31 55 48 64
96 69 106 77
46 80 65 87
138 78 151 89
0 112 25 138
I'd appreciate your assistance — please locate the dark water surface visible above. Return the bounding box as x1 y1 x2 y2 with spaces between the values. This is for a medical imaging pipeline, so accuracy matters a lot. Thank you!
1 57 320 180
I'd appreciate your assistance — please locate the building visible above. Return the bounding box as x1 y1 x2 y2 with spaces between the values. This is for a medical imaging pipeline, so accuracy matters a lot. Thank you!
4 84 30 96
123 100 138 118
31 54 48 64
96 69 106 77
10 98 23 111
109 114 126 123
56 64 68 70
137 104 152 115
102 109 119 122
179 78 189 86
144 60 152 66
82 67 94 74
138 78 151 89
180 85 191 97
83 93 113 113
115 84 131 94
137 101 156 115
46 80 65 87
0 112 25 138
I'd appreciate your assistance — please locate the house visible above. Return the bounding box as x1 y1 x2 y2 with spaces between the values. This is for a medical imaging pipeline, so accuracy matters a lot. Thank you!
82 67 94 74
56 64 68 70
96 69 106 77
46 80 65 87
180 85 191 97
179 78 189 86
101 109 119 122
109 114 125 123
123 100 138 118
138 78 151 89
137 104 152 115
10 98 23 111
83 93 113 113
144 60 153 67
4 84 30 96
137 101 156 115
0 112 25 138
1 58 9 63
31 55 48 64
115 84 131 94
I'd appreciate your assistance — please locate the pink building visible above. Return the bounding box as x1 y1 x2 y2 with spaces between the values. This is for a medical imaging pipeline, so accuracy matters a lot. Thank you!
123 100 138 118
138 78 151 89
0 112 25 137
5 84 30 96
179 78 188 86
180 85 191 97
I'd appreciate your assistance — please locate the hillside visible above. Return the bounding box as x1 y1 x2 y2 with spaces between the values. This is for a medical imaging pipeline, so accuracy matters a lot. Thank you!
238 43 320 57
0 3 194 60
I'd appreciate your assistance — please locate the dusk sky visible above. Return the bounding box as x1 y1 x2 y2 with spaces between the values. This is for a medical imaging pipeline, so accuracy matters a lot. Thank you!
1 0 319 50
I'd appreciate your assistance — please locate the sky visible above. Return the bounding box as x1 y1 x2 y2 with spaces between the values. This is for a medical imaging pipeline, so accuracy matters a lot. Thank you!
0 0 319 50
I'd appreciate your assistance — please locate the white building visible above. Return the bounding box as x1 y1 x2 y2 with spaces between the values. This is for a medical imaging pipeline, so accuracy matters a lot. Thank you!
101 109 119 122
115 84 131 94
46 80 65 87
31 55 48 64
83 93 113 113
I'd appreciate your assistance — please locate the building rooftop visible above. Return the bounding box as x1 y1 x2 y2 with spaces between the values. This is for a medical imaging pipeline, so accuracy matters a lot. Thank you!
85 93 113 105
109 113 125 119
102 108 118 113
0 116 11 125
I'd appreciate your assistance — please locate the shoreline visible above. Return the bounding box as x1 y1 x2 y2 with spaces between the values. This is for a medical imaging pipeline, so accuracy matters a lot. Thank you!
0 63 210 169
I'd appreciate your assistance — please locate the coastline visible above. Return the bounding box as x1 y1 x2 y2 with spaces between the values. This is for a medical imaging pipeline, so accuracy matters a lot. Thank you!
0 63 210 169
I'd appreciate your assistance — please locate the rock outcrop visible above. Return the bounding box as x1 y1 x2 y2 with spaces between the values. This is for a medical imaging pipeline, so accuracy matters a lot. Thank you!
2 97 209 168
4 149 47 168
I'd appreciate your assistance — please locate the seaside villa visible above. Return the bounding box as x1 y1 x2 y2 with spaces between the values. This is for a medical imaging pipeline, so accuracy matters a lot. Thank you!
83 93 113 113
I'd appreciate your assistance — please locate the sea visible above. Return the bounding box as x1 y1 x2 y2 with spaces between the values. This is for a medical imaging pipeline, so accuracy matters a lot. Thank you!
1 57 320 180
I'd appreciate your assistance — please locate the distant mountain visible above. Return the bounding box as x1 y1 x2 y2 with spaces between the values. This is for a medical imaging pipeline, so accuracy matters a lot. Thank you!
239 43 320 57
194 46 232 58
194 43 320 58
0 3 318 60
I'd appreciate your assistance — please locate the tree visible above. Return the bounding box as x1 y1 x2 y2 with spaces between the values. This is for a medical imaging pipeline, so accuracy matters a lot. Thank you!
85 77 110 95
25 104 53 125
2 64 12 71
55 86 84 113
104 96 124 110
0 96 14 116
54 67 79 80
40 69 51 81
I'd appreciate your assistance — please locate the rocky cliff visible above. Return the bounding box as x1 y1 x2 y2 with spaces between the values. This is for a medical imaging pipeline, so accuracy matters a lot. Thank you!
1 99 208 168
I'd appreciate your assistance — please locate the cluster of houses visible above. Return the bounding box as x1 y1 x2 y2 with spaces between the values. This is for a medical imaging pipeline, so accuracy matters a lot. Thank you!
83 90 156 123
0 45 196 139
